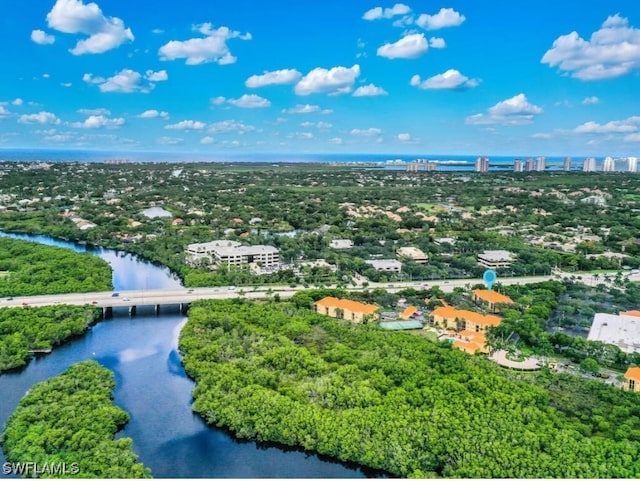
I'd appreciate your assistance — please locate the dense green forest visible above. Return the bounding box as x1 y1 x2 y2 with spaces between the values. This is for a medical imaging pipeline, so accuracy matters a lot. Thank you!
0 306 99 372
0 361 150 478
0 237 112 296
180 298 640 478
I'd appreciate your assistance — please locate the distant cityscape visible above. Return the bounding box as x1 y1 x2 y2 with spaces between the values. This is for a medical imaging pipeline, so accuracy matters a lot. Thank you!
400 156 639 173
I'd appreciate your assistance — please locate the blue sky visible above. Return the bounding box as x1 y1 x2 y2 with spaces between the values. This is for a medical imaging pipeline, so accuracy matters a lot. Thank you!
1 0 640 156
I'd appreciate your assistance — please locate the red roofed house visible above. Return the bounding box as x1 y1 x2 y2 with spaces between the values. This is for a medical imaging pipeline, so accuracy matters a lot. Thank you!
624 367 640 393
399 305 418 320
472 289 514 313
314 297 380 324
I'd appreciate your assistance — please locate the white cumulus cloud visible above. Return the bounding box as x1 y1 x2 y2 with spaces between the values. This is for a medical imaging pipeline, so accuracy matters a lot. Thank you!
12 98 23 106
410 69 479 90
246 69 301 88
363 3 411 21
138 109 169 119
352 84 388 97
208 120 256 134
0 106 10 117
158 23 250 65
581 96 600 105
429 37 446 48
200 136 215 144
165 120 206 130
216 94 271 109
31 29 55 45
351 127 383 136
542 14 640 80
83 69 167 93
466 93 543 125
377 33 428 59
71 114 125 128
295 65 360 95
573 116 640 134
45 0 134 55
415 8 466 30
18 111 61 125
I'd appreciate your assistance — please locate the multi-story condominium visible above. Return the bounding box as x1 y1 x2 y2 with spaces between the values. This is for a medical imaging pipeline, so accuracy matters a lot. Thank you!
314 297 380 323
475 156 489 172
185 241 279 269
213 245 280 269
477 250 515 269
603 156 615 172
563 156 572 171
536 156 546 172
628 157 638 173
513 159 523 172
525 157 535 171
583 157 596 172
365 259 403 273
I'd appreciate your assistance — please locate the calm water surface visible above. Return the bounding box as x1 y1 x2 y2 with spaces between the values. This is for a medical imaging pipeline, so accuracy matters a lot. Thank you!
0 232 376 478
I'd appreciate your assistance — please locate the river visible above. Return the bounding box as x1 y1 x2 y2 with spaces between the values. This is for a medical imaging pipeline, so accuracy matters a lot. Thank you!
0 232 376 478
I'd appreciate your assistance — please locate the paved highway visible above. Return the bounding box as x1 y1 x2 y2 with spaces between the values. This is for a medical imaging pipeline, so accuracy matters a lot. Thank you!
1 271 636 310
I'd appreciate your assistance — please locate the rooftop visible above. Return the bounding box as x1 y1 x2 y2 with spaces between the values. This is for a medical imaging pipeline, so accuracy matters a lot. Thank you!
478 250 515 261
625 367 640 382
588 313 640 353
431 306 501 327
315 296 379 315
399 305 418 320
473 289 514 305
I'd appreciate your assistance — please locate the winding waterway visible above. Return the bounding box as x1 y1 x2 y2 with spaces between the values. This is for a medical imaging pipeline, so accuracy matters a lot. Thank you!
0 232 376 478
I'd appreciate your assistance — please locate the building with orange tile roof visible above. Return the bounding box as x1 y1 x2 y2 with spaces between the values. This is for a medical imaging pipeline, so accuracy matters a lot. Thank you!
472 289 514 313
453 330 489 355
431 306 501 332
624 367 640 392
314 297 380 323
399 305 418 320
621 310 640 318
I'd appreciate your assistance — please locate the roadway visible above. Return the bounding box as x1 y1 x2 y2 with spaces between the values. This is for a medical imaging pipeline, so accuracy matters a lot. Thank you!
4 270 635 309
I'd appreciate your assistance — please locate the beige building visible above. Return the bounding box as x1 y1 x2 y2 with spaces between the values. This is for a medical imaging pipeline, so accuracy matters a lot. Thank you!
472 289 514 313
314 297 380 323
397 246 428 264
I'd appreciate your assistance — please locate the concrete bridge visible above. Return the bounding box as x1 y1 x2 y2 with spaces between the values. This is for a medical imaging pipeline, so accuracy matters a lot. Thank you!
0 271 631 316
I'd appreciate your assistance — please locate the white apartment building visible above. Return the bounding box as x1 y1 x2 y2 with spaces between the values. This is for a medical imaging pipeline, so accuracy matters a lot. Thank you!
628 157 638 173
603 156 615 172
583 157 596 172
536 156 546 172
330 239 354 249
365 259 403 273
477 250 515 269
185 241 279 269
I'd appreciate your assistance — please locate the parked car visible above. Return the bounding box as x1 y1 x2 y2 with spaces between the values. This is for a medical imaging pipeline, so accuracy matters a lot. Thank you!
112 292 120 297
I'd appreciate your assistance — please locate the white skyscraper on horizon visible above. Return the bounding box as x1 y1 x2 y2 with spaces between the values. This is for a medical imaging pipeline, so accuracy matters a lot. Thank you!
536 156 546 172
563 156 572 172
603 156 615 172
628 157 638 173
583 157 596 172
475 156 489 172
513 159 523 172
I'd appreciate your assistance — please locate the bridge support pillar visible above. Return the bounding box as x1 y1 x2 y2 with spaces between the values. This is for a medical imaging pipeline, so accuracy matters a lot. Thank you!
180 303 189 315
129 305 137 317
103 307 113 319
154 304 160 315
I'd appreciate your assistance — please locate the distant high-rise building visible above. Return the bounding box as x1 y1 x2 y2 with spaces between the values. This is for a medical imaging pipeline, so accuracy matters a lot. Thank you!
583 157 596 172
563 156 572 172
536 156 546 172
603 156 615 172
525 157 535 172
628 157 638 173
513 159 523 172
475 156 489 173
